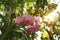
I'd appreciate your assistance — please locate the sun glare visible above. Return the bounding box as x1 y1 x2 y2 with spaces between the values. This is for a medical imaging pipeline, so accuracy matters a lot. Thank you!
44 12 59 22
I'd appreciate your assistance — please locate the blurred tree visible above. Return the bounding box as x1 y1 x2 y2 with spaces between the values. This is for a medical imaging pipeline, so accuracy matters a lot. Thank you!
0 0 60 40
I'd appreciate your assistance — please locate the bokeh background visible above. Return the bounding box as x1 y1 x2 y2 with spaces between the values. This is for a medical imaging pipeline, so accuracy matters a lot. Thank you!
0 0 60 40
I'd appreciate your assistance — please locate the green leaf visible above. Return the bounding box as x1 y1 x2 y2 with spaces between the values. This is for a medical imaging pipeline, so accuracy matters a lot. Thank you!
25 0 34 2
0 23 16 40
17 0 24 4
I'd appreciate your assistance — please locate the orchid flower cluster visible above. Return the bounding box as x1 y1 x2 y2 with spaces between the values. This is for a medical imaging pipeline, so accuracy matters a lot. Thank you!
15 14 40 34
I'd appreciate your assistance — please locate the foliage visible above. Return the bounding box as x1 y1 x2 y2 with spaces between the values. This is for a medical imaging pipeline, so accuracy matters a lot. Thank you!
0 0 60 40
